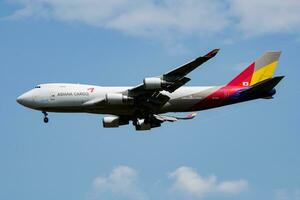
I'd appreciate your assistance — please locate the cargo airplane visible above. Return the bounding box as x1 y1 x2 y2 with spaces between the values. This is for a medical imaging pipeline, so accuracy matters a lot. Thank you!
17 49 283 130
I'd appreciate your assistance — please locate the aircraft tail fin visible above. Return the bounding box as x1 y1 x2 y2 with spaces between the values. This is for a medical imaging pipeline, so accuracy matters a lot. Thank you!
227 51 281 87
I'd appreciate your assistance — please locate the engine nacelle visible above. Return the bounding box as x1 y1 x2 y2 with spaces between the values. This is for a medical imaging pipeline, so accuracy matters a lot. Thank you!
103 116 120 128
135 119 152 131
105 93 133 105
102 116 129 128
143 77 166 90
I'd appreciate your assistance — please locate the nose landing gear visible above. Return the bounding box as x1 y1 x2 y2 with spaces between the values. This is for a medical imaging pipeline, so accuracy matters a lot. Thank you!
42 111 49 123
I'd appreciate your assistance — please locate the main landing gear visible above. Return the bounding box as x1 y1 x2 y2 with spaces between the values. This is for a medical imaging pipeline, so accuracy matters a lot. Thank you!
42 111 49 123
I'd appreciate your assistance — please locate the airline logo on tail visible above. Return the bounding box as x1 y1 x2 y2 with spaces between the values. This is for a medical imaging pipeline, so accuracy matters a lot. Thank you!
227 52 281 87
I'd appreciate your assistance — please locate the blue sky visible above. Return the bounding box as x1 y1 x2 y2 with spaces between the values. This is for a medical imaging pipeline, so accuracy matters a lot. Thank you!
1 0 300 200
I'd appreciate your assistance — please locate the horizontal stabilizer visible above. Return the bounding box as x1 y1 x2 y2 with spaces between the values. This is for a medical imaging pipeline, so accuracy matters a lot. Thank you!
240 76 284 96
154 112 197 122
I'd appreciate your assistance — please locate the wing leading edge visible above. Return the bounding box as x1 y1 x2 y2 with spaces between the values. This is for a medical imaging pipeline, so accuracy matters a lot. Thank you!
164 48 219 78
130 48 219 94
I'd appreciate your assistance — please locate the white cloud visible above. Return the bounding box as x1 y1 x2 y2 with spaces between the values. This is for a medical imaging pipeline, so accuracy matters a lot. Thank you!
6 0 229 39
91 165 146 200
90 165 249 200
6 0 300 42
218 180 248 194
275 189 300 200
169 166 248 199
229 0 300 36
275 189 289 200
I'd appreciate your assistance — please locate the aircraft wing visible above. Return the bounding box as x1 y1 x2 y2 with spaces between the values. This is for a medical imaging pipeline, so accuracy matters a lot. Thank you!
164 49 219 78
130 48 219 94
127 49 219 114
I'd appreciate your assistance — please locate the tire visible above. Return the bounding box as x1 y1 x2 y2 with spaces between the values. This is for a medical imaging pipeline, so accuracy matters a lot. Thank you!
135 125 141 130
44 117 49 123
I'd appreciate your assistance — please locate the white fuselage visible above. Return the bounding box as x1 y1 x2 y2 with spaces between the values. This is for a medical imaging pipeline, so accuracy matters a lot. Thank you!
17 83 220 116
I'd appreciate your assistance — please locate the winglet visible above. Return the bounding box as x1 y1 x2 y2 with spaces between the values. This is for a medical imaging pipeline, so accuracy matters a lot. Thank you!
204 49 220 58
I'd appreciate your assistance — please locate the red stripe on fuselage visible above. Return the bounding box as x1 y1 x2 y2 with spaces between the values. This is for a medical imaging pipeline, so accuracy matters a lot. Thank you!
190 63 255 111
190 86 245 111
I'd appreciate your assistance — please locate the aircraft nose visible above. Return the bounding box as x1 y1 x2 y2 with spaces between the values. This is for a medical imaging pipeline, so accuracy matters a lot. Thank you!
17 92 35 107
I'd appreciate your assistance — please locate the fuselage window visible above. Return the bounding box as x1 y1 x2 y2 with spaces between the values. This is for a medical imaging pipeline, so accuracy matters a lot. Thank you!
35 86 41 88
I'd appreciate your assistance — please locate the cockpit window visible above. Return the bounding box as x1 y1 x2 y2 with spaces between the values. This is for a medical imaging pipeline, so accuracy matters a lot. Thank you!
34 86 41 88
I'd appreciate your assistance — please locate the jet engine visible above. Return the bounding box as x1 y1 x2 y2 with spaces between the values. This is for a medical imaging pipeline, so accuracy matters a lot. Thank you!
102 116 129 128
143 77 168 90
134 119 161 131
105 93 133 105
135 119 152 131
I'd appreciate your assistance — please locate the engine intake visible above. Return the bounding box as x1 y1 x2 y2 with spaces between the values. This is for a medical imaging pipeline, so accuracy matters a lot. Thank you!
103 116 129 128
134 119 161 131
105 93 133 105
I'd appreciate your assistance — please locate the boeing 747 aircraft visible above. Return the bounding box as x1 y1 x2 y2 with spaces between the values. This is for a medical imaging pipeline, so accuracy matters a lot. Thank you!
17 49 284 130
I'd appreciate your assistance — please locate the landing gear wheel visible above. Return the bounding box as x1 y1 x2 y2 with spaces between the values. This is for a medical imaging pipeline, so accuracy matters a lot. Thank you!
135 124 141 131
42 111 49 123
44 117 49 123
133 119 137 126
